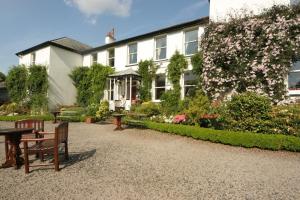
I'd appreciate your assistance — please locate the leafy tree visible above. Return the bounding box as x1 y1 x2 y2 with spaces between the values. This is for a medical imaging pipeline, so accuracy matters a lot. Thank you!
6 65 28 104
69 67 90 106
138 60 157 101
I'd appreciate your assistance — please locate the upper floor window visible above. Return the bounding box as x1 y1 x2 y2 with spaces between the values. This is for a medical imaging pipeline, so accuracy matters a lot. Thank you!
30 52 36 65
184 29 198 55
128 43 137 65
155 74 166 100
91 53 98 65
155 36 167 60
288 61 300 90
108 49 115 67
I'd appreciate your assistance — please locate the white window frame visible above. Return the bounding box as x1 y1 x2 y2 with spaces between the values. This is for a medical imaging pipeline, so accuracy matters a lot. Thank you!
128 43 138 65
107 48 115 67
91 53 98 65
30 52 36 65
155 35 167 61
183 71 197 97
288 61 300 95
184 28 199 56
154 74 166 100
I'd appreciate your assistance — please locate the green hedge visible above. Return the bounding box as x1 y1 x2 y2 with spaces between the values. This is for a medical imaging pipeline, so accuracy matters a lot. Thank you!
0 115 53 121
126 120 300 152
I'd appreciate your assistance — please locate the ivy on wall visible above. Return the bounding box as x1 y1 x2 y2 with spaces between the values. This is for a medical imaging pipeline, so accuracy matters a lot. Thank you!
70 64 114 106
201 4 300 103
138 59 157 101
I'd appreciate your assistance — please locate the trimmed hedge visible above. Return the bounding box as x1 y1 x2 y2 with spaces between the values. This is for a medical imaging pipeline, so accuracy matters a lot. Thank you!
126 120 300 152
0 115 53 121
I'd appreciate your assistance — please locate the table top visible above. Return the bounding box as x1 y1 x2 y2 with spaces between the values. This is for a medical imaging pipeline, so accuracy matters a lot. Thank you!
0 128 34 136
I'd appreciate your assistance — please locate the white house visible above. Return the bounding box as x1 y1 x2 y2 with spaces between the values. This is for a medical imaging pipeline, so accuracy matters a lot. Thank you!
16 0 299 110
16 37 91 110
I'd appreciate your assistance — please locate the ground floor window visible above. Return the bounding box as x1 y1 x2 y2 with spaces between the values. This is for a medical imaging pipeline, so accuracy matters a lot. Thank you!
155 74 166 100
184 71 197 97
108 79 114 100
289 61 300 90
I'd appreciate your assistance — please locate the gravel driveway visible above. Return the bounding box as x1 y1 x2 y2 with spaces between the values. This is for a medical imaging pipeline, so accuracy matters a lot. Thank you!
0 121 300 200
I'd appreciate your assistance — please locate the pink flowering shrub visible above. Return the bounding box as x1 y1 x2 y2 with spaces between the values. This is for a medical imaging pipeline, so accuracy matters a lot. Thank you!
173 114 186 124
201 5 300 104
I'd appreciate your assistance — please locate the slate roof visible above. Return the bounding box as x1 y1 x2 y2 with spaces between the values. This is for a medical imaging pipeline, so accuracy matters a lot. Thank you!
16 37 92 56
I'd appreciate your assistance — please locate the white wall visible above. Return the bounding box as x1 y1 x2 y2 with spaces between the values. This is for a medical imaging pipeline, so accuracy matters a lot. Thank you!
19 47 50 66
48 46 83 110
210 0 293 22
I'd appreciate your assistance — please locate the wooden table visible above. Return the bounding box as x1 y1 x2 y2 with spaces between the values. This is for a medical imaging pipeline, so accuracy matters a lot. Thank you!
112 114 125 131
0 128 34 169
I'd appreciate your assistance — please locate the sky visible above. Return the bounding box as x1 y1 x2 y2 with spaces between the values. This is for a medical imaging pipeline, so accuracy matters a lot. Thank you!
0 0 209 74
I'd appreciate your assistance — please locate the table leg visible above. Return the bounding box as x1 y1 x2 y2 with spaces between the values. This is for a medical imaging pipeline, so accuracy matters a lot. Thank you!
1 134 23 169
114 117 124 131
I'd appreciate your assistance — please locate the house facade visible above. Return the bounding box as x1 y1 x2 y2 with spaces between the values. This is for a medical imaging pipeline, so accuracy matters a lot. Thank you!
16 0 299 110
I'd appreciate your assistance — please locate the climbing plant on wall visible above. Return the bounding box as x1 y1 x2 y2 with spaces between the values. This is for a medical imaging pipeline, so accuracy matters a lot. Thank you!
138 59 157 101
201 4 300 103
6 65 28 104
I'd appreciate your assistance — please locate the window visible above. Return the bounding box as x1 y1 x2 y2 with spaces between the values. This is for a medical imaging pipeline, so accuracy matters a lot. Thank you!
91 53 98 65
30 52 36 65
108 49 115 67
184 29 198 55
184 71 197 97
155 36 167 60
108 79 114 101
155 74 166 100
128 43 137 64
288 61 300 90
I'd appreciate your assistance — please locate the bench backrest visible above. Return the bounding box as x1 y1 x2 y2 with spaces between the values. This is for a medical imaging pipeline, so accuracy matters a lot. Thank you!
15 119 44 132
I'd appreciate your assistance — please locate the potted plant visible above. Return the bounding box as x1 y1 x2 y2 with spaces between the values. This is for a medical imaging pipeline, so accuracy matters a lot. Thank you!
85 103 98 124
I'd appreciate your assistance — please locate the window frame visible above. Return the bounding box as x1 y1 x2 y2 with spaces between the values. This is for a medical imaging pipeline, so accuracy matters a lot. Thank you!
91 53 98 65
154 74 166 100
30 52 36 65
107 48 115 67
155 35 167 61
288 61 300 92
183 71 197 97
184 28 199 56
128 43 138 65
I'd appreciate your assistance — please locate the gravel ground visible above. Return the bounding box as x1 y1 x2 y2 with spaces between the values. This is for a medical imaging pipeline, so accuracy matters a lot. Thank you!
0 121 300 200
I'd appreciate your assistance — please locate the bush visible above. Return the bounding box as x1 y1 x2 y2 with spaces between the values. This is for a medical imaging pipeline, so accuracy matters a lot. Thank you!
160 90 181 116
96 101 110 121
86 103 99 117
0 115 53 121
132 102 160 117
125 120 300 152
184 90 210 125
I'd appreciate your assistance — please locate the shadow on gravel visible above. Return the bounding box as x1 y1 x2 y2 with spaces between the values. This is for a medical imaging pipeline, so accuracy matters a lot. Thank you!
61 149 96 169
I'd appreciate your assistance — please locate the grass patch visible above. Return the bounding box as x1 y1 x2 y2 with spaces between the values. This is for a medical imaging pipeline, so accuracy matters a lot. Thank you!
126 120 300 152
0 115 53 121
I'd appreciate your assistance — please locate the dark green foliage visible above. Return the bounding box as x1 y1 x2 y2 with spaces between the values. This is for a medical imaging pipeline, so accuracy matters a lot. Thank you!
0 115 53 121
160 90 182 116
86 103 99 117
125 120 300 152
191 52 203 80
167 51 188 92
69 67 90 106
138 60 157 101
70 64 114 106
0 72 6 82
27 65 48 111
132 102 160 117
6 65 28 104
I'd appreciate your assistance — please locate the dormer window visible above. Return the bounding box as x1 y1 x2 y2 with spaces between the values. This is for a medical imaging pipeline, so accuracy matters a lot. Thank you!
30 52 36 65
108 48 115 67
184 29 198 55
92 53 98 65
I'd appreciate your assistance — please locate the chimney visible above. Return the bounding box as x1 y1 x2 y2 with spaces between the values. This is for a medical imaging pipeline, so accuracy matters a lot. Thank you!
105 28 116 44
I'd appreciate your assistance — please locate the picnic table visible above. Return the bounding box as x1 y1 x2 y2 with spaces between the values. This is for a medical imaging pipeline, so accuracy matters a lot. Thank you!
0 128 34 169
112 114 125 131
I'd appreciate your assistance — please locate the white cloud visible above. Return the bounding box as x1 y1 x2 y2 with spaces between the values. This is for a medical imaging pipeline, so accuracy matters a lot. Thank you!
64 0 132 23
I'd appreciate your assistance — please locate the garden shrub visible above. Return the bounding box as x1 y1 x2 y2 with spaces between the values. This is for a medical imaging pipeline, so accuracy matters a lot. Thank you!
86 103 99 117
160 90 182 116
133 101 160 117
96 101 110 121
183 90 210 125
69 67 90 106
138 60 157 101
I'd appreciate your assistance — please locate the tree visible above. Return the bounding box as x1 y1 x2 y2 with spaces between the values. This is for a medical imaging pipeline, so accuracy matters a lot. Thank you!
0 71 6 82
138 60 157 101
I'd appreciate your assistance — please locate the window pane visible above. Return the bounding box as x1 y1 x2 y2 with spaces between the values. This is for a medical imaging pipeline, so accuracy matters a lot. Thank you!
288 72 300 90
129 53 137 64
291 61 300 71
185 30 198 42
156 47 166 60
155 88 165 100
109 59 115 67
184 86 196 97
92 53 97 64
129 43 137 54
108 49 115 58
185 41 198 55
184 71 197 85
156 37 166 48
126 81 130 100
155 74 165 87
